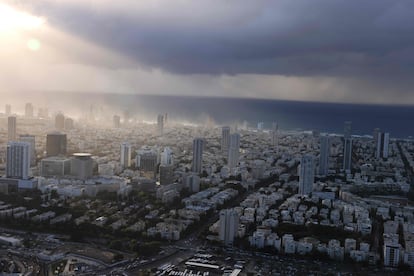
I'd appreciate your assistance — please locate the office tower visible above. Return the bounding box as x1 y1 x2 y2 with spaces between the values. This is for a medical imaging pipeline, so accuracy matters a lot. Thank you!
113 115 121 128
271 122 279 147
159 164 174 185
160 147 173 166
6 141 30 180
228 133 240 168
299 154 315 195
319 135 330 176
5 104 11 115
64 118 74 130
71 153 93 180
344 121 352 139
219 209 239 246
136 147 158 179
40 157 71 177
157 114 164 135
46 133 67 156
8 116 16 141
19 134 36 166
343 121 352 172
257 122 264 130
25 103 34 118
55 113 65 130
221 126 230 153
185 174 200 193
192 138 205 173
376 132 390 159
373 128 380 144
120 142 132 168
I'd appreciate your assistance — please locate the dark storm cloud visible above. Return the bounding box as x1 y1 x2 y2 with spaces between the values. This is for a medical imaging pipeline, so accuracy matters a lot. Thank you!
12 0 414 78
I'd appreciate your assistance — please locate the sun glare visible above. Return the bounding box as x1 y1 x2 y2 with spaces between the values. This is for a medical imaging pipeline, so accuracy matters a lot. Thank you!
0 4 44 33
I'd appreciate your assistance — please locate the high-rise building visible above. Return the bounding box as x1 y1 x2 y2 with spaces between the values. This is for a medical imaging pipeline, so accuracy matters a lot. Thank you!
228 133 240 168
113 115 121 128
19 134 36 166
55 113 65 130
157 114 164 136
192 138 205 173
40 156 71 177
219 209 239 246
71 153 93 180
46 133 67 156
64 118 74 130
373 128 380 144
8 116 16 141
136 147 158 179
6 141 30 180
376 132 390 159
319 135 330 176
343 121 352 172
299 154 314 195
5 104 11 115
271 122 279 147
160 164 174 185
185 174 200 193
221 126 230 153
257 122 264 130
120 142 132 168
383 244 400 267
160 147 173 166
164 113 168 124
25 103 34 118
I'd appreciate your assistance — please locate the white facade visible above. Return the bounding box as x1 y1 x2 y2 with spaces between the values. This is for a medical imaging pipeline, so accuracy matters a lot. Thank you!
299 154 314 195
6 141 30 180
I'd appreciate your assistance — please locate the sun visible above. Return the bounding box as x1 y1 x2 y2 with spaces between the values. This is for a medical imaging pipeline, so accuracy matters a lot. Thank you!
0 3 44 33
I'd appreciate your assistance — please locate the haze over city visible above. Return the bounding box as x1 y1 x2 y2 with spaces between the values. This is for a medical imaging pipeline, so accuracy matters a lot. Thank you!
0 1 414 275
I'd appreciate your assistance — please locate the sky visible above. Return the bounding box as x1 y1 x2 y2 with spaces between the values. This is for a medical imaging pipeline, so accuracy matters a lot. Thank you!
1 0 414 104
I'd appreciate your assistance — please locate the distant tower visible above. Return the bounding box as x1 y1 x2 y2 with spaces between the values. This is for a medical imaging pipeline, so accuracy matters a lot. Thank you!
120 142 132 168
228 133 240 168
20 134 36 166
299 154 315 195
6 141 30 180
25 103 34 118
64 118 74 130
55 113 65 130
343 121 352 172
219 209 239 246
8 116 16 141
161 147 173 166
113 115 121 128
257 122 264 131
157 114 164 136
376 132 390 159
221 126 230 153
164 113 168 124
5 104 11 115
192 138 205 174
46 133 67 156
271 122 279 147
319 135 330 176
373 128 380 144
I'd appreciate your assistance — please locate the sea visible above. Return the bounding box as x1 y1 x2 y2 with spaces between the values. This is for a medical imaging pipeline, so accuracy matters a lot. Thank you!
13 92 414 139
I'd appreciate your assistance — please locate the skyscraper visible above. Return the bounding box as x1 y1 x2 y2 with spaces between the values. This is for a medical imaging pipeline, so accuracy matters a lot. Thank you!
299 154 315 195
343 121 352 172
219 209 239 246
319 135 330 176
221 126 230 153
46 133 67 156
159 164 174 185
157 114 164 136
376 132 390 159
120 142 132 168
25 103 34 118
271 122 279 147
55 113 65 130
6 141 30 180
228 133 240 168
20 134 36 166
5 104 11 115
373 128 380 144
160 147 173 166
8 116 16 141
192 138 205 173
113 115 121 128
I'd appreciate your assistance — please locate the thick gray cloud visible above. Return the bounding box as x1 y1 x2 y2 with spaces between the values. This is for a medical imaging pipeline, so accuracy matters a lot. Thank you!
13 0 414 78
